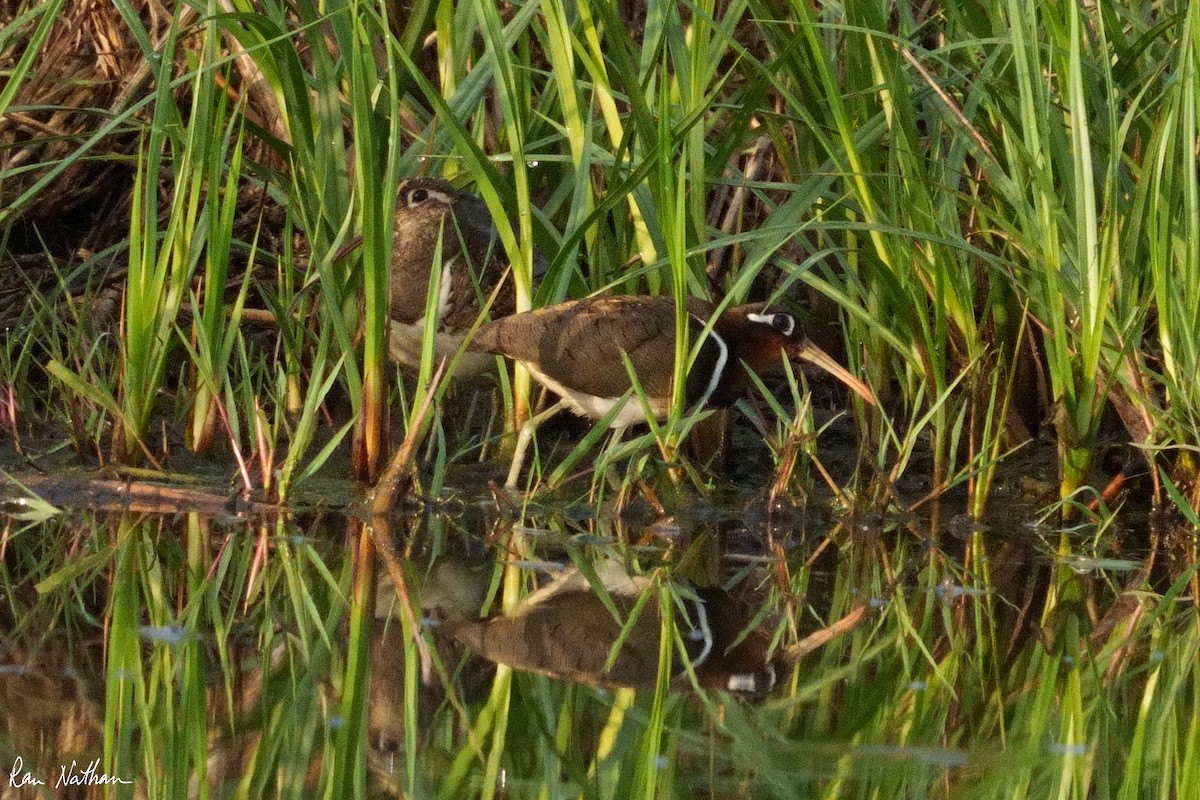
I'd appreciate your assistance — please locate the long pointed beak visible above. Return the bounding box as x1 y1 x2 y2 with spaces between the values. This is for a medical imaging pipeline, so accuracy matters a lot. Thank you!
796 341 876 406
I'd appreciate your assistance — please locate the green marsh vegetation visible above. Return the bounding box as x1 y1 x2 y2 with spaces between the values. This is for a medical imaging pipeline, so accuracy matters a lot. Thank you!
1 0 1199 796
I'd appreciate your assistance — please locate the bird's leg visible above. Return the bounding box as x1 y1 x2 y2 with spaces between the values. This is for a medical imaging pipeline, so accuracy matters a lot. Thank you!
505 399 570 490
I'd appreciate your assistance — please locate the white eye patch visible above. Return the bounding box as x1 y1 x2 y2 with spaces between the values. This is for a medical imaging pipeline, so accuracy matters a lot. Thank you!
404 187 454 208
746 312 795 337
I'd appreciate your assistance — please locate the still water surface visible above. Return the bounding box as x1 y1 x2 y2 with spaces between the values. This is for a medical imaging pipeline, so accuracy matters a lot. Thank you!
0 466 1186 798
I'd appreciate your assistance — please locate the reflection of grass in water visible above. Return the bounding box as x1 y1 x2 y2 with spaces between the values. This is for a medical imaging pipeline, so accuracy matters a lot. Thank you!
0 509 1195 797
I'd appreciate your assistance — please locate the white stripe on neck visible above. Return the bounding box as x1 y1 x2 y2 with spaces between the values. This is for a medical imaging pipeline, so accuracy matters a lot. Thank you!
691 313 729 408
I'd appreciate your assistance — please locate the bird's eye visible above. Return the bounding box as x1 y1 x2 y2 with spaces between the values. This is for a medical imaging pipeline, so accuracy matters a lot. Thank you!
408 188 429 206
771 313 795 336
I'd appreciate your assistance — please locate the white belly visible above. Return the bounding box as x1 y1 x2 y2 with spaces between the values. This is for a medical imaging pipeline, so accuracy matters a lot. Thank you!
524 364 669 428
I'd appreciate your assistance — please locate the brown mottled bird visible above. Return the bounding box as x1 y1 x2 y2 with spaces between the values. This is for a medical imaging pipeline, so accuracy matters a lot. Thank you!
472 295 873 427
389 177 545 376
471 294 874 486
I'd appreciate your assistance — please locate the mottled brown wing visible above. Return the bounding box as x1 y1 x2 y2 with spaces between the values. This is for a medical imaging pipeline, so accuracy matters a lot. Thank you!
474 296 702 400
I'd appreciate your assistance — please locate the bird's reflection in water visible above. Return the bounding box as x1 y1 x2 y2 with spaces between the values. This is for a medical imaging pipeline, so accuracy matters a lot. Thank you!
446 559 778 695
368 549 780 769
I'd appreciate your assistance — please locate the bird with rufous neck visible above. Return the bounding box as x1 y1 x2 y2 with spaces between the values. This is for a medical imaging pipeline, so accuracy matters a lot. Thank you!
469 294 874 486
